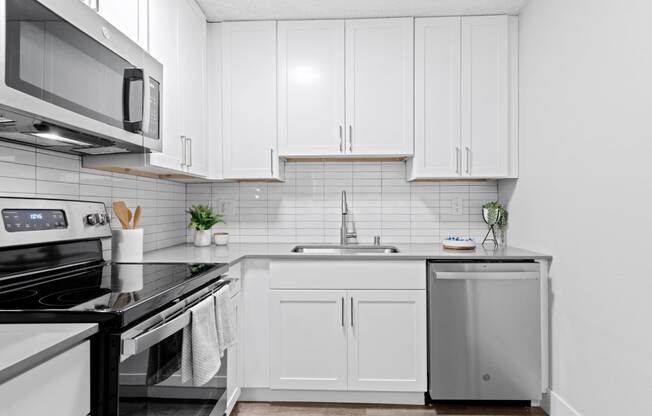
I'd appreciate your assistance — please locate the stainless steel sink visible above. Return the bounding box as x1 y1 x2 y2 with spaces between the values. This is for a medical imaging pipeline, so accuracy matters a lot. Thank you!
291 244 400 254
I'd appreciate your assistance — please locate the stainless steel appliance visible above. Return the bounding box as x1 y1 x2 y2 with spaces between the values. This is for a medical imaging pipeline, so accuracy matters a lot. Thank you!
0 0 162 154
428 261 541 401
0 197 230 416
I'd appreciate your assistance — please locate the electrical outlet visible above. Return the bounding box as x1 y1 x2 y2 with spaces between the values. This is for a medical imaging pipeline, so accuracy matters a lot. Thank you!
216 200 235 216
452 198 464 215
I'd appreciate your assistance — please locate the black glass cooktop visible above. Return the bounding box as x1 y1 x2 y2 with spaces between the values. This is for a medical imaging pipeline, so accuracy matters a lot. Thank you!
0 261 228 327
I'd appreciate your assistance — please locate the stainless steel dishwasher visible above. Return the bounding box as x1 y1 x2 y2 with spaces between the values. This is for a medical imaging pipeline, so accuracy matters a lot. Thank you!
428 261 541 401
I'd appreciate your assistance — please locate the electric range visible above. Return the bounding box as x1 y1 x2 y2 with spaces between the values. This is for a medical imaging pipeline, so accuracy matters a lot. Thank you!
0 197 230 416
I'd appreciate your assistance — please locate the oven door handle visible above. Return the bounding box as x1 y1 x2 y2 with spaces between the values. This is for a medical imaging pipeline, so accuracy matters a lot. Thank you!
121 278 232 357
122 310 191 357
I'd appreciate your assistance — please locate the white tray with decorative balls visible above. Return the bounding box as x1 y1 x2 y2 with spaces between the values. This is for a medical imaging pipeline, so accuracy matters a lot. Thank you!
442 236 477 250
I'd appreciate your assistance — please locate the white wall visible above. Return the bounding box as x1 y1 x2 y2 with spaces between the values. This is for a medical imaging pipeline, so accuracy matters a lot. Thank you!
189 161 497 244
500 0 652 414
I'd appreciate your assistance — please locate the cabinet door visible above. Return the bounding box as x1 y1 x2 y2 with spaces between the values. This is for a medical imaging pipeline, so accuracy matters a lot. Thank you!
222 21 280 179
226 291 242 415
97 0 147 47
179 0 208 176
461 15 510 177
348 290 427 392
345 18 413 156
148 0 184 171
409 17 461 180
270 290 348 390
277 20 345 156
0 341 90 416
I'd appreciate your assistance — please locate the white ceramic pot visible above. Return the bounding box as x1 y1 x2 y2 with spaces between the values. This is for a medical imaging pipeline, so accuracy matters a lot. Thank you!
111 228 144 262
194 229 212 247
214 232 229 246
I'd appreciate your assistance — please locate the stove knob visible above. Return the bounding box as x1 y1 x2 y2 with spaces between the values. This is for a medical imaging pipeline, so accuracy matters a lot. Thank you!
98 213 108 225
85 213 99 226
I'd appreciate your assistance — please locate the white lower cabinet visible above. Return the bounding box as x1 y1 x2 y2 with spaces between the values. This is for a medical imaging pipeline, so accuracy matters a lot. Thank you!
270 286 427 392
348 290 427 392
270 290 348 390
226 290 243 414
0 341 90 416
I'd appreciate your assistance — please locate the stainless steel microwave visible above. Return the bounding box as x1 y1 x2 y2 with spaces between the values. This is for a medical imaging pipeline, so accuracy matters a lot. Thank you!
0 0 162 154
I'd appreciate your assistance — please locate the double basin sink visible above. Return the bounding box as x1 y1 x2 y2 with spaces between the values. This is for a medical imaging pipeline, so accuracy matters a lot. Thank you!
291 245 399 255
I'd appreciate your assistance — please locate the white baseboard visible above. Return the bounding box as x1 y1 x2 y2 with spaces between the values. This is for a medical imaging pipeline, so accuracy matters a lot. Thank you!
240 388 425 405
543 390 582 416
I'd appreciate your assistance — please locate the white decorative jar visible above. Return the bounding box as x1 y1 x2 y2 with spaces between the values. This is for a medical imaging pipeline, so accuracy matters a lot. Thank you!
213 232 229 246
194 229 212 247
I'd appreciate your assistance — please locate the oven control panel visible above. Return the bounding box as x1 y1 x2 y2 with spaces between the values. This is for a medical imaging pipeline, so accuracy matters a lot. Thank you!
0 198 112 248
2 209 68 232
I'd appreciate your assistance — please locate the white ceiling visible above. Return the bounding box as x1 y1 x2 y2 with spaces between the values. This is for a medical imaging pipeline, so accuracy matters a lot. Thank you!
196 0 531 22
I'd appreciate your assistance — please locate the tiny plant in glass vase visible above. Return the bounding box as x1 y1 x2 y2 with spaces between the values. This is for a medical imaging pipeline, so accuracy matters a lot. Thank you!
187 204 223 247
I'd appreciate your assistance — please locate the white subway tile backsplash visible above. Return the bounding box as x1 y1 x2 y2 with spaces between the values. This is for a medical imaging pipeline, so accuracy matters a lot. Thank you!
0 143 499 248
0 143 187 253
201 161 498 244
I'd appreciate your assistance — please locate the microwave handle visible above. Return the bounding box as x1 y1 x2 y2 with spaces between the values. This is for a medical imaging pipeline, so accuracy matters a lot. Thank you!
122 68 144 134
141 69 152 137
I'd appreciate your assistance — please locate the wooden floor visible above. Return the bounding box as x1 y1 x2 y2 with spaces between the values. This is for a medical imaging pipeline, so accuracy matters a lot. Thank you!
232 402 547 416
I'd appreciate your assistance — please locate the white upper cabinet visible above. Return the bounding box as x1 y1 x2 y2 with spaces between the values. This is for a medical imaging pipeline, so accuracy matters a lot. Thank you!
278 20 345 157
222 21 282 180
345 18 414 156
409 15 517 180
148 0 184 172
409 17 462 179
147 0 207 177
178 0 208 176
461 15 514 178
95 0 148 48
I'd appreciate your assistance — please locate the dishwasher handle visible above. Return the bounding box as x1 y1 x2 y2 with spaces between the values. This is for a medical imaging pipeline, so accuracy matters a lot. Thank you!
434 271 539 280
431 262 540 280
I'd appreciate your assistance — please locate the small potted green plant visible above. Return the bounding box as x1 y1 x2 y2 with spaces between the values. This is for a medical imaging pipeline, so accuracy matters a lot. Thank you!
187 204 223 247
482 201 508 246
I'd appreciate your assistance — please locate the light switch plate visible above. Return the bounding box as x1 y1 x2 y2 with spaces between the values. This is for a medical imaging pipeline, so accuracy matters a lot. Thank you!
217 200 235 216
452 198 464 215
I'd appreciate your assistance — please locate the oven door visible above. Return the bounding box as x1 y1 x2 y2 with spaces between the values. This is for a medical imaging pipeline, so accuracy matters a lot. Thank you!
116 281 229 416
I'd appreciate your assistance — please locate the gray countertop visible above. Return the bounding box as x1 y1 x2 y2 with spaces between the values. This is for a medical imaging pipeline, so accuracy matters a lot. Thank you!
0 323 97 384
144 243 551 265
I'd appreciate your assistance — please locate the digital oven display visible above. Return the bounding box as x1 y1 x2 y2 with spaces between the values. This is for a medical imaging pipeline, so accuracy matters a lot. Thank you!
2 209 67 232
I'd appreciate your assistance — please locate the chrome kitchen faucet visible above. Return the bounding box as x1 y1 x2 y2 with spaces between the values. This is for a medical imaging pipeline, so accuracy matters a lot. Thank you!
340 190 357 245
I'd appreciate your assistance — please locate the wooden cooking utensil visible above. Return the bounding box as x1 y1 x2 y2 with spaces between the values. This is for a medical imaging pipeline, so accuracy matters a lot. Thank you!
127 209 133 228
112 201 130 230
132 206 142 229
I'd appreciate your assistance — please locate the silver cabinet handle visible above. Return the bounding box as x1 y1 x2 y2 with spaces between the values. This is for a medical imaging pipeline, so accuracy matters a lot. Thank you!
348 125 353 152
187 137 192 168
350 296 354 327
455 147 460 174
465 146 471 174
341 296 344 327
180 136 187 167
270 148 274 177
339 125 343 152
